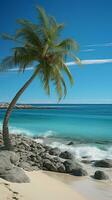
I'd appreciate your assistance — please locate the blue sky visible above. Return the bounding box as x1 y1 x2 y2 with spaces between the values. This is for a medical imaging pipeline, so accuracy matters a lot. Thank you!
0 0 112 104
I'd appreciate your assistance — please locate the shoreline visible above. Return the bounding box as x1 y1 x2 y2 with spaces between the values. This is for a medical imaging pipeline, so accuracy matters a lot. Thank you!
0 170 112 200
0 133 112 199
0 171 86 200
0 133 112 178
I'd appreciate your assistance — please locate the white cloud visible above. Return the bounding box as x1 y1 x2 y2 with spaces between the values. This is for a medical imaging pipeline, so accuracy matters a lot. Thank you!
84 42 112 48
8 58 112 72
81 48 95 52
10 67 33 72
66 58 112 66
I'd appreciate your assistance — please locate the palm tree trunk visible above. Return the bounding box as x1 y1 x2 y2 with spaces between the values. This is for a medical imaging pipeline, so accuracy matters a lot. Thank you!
2 68 39 150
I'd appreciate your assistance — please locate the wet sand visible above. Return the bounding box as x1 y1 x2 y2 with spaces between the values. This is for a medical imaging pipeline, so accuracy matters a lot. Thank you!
46 171 112 200
0 171 86 200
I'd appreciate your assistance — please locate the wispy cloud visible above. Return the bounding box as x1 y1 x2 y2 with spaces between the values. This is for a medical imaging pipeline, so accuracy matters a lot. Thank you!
80 48 95 52
66 58 112 66
10 67 33 72
84 42 112 48
9 67 33 72
8 58 112 72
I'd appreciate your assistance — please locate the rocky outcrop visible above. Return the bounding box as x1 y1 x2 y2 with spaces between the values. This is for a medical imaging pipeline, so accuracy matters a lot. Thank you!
0 134 111 181
3 134 87 176
93 170 109 180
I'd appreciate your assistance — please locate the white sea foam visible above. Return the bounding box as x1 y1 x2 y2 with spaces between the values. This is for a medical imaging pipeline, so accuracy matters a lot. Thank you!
0 122 112 161
49 142 112 161
38 130 56 138
0 123 33 136
34 138 44 144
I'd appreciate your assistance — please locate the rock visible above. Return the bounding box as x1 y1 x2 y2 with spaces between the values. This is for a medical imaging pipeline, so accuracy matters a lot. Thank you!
0 166 30 183
44 146 52 152
43 159 57 172
36 154 42 161
49 148 60 156
63 160 75 173
63 160 81 173
94 159 112 168
56 163 65 173
10 153 19 165
71 168 88 176
81 159 92 164
19 141 31 151
67 141 74 145
0 153 13 174
81 156 89 159
40 152 54 161
31 166 39 171
26 152 35 159
30 154 37 162
0 150 19 165
19 152 28 162
93 171 109 180
52 157 63 163
18 161 32 171
0 150 30 182
59 151 73 160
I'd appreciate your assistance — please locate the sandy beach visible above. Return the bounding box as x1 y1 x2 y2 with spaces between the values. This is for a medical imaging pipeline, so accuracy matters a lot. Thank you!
0 170 85 200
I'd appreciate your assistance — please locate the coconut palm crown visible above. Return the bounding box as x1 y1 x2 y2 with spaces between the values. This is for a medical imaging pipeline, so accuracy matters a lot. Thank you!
0 6 80 149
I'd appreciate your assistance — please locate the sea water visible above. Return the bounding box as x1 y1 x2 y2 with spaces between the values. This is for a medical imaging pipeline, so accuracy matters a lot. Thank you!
0 104 112 160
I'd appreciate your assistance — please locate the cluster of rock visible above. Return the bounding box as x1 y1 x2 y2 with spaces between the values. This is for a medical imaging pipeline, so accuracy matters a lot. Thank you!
11 135 88 176
0 134 111 183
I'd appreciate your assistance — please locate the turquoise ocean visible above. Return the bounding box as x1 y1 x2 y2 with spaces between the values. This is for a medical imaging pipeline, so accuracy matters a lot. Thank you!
0 104 112 160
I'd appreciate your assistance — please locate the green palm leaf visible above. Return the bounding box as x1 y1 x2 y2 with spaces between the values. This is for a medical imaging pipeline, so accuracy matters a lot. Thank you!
0 6 80 100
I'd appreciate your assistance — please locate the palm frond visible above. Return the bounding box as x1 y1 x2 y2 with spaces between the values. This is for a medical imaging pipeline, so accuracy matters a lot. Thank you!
57 38 79 52
62 63 74 85
0 6 80 101
37 6 49 29
0 56 16 71
1 33 16 41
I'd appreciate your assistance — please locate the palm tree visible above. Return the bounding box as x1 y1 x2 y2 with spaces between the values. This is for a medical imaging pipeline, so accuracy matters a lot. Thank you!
0 6 80 150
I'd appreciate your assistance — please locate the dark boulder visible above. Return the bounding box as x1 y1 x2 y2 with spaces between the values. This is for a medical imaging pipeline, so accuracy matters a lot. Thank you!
43 159 57 172
63 160 75 173
59 151 73 160
63 160 81 173
93 171 109 180
49 148 60 156
94 159 112 168
71 168 88 176
67 141 74 146
56 163 65 173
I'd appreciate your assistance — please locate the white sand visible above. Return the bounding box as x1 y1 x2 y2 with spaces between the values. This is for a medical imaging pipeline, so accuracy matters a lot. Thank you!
0 171 86 200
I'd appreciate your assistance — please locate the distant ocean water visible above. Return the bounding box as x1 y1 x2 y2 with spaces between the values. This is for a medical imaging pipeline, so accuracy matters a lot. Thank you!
0 104 112 160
